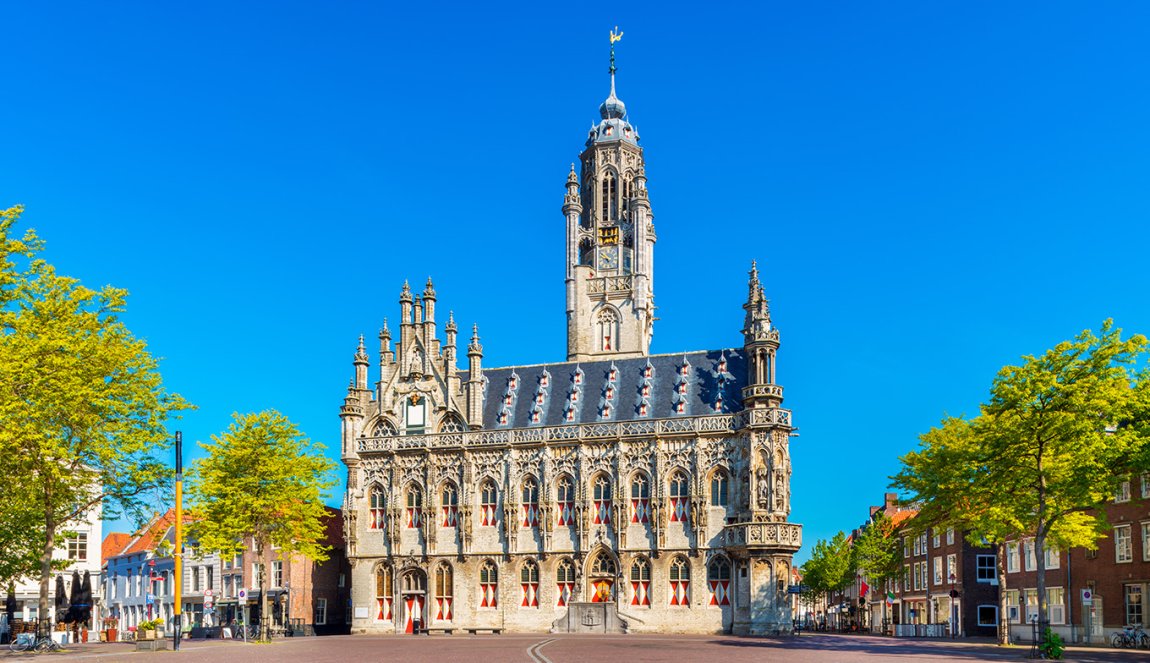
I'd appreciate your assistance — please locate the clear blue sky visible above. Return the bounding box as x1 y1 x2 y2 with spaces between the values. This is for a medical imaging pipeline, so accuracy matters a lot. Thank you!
4 2 1149 564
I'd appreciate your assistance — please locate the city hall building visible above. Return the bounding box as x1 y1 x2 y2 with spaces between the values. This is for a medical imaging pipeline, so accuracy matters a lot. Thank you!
338 48 801 635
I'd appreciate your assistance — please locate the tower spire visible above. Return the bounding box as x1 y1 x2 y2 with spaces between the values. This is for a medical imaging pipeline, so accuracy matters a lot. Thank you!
609 26 623 98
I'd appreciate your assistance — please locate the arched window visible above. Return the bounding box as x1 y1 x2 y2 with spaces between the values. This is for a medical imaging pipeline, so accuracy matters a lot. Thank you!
480 480 498 527
590 552 617 603
441 482 459 528
597 308 619 352
592 475 612 525
372 420 397 437
375 566 393 621
669 557 690 606
557 476 575 526
630 558 651 607
669 471 689 523
479 560 498 608
708 558 732 606
522 477 539 527
406 485 423 529
630 474 650 524
438 412 466 433
520 560 539 608
556 559 576 607
435 564 453 621
369 486 386 530
601 171 617 223
711 469 730 508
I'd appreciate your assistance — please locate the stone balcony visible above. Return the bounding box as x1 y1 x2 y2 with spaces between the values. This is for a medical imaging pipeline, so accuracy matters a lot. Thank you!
741 384 783 401
720 521 802 554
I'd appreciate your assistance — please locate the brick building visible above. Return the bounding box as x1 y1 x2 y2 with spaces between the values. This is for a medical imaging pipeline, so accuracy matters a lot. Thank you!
216 507 351 635
1003 476 1150 643
859 493 999 637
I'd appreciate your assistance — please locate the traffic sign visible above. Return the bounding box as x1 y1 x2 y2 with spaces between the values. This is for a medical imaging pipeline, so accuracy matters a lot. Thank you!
146 593 155 605
204 589 214 597
1082 589 1093 605
238 588 247 601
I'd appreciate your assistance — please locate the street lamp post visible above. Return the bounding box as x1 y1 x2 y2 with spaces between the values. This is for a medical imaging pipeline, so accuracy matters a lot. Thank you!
948 572 959 639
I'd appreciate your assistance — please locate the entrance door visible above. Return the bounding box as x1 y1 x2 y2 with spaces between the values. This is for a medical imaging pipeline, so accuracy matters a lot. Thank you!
401 570 427 634
403 594 425 634
588 551 617 603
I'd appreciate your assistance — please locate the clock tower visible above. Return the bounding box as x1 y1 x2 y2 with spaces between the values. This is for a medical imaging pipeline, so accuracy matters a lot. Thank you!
564 34 655 361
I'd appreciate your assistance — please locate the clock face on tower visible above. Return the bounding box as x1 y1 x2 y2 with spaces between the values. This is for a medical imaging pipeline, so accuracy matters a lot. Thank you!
598 246 620 270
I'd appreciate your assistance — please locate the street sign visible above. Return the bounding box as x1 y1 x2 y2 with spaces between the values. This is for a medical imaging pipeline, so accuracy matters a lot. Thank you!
1082 589 1093 605
238 588 247 601
787 584 810 594
204 589 213 597
146 593 155 605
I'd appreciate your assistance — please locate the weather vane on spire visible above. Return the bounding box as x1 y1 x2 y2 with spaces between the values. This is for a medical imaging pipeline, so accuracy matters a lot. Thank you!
609 26 623 75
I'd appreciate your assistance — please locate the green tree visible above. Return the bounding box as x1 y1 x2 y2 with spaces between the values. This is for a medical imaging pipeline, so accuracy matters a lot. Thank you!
853 511 903 630
0 204 190 627
803 531 856 626
188 410 337 638
895 321 1147 641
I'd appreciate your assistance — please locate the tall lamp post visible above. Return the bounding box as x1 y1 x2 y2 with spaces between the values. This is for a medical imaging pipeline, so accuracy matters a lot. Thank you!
174 431 184 651
948 573 959 638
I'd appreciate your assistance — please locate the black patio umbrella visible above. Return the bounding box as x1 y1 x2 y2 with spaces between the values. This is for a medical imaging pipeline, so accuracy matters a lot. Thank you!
53 575 68 625
79 571 92 626
68 570 82 625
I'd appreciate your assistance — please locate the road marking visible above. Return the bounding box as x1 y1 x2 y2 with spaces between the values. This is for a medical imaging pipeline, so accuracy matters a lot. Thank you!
527 637 556 663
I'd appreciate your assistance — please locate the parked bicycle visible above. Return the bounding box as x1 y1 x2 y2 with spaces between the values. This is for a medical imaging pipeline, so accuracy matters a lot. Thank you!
8 633 63 653
1110 623 1149 648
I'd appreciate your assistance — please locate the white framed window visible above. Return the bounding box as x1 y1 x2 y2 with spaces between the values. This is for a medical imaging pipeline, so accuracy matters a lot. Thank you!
1024 540 1036 571
976 555 995 583
1045 545 1060 570
1024 589 1039 622
947 554 957 584
1047 587 1065 625
946 528 955 545
933 532 941 549
903 565 910 591
977 605 998 627
1116 525 1133 563
913 536 921 556
904 537 910 557
1142 474 1150 499
316 598 328 625
1006 543 1020 573
913 563 921 591
1004 589 1020 623
252 563 264 590
272 561 283 588
1142 522 1150 562
67 533 88 561
1117 480 1132 504
933 557 943 585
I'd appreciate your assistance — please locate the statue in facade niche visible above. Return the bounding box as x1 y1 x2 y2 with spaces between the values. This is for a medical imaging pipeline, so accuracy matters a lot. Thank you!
756 468 769 508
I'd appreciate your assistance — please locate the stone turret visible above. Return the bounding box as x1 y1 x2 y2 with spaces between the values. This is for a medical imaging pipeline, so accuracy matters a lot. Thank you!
466 324 484 427
742 261 782 409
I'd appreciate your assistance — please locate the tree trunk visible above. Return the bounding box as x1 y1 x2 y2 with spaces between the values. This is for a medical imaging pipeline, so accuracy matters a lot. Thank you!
1036 529 1049 641
38 505 55 637
997 544 1010 645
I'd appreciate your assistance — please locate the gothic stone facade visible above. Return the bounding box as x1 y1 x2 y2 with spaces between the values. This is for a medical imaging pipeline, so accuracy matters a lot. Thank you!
339 67 801 636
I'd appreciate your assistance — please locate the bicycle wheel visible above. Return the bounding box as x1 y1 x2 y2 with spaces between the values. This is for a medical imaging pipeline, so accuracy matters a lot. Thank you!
1112 632 1124 648
1140 633 1150 649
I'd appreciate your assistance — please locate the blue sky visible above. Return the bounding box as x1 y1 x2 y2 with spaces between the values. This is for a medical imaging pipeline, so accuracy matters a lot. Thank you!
4 2 1149 564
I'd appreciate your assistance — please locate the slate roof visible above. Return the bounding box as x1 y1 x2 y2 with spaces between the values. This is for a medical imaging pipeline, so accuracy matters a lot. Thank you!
467 349 746 430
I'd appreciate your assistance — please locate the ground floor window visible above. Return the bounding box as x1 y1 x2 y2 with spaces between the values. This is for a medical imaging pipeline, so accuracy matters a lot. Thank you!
316 598 328 625
977 605 997 627
1127 584 1143 626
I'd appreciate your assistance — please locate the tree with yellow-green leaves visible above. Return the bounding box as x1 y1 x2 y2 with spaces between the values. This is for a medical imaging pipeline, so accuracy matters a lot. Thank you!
187 410 336 639
894 321 1148 644
0 204 191 629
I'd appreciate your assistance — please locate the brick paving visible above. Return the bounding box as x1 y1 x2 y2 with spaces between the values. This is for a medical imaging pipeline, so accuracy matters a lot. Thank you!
5 633 1150 662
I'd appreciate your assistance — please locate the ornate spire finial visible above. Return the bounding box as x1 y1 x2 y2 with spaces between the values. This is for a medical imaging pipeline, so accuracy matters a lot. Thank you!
445 311 457 333
380 318 391 340
609 26 623 95
423 276 436 299
568 163 578 183
400 280 412 303
355 334 369 363
468 323 483 355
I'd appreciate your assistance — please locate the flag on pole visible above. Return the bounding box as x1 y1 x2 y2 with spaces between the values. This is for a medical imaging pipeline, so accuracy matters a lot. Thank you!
859 580 870 598
886 591 895 606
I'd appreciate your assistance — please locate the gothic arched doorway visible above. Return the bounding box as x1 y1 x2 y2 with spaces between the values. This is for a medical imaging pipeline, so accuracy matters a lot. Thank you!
400 569 427 634
588 551 617 603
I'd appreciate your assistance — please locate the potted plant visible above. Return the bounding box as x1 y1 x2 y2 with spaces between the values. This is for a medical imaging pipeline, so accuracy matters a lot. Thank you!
138 619 161 641
102 617 118 642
